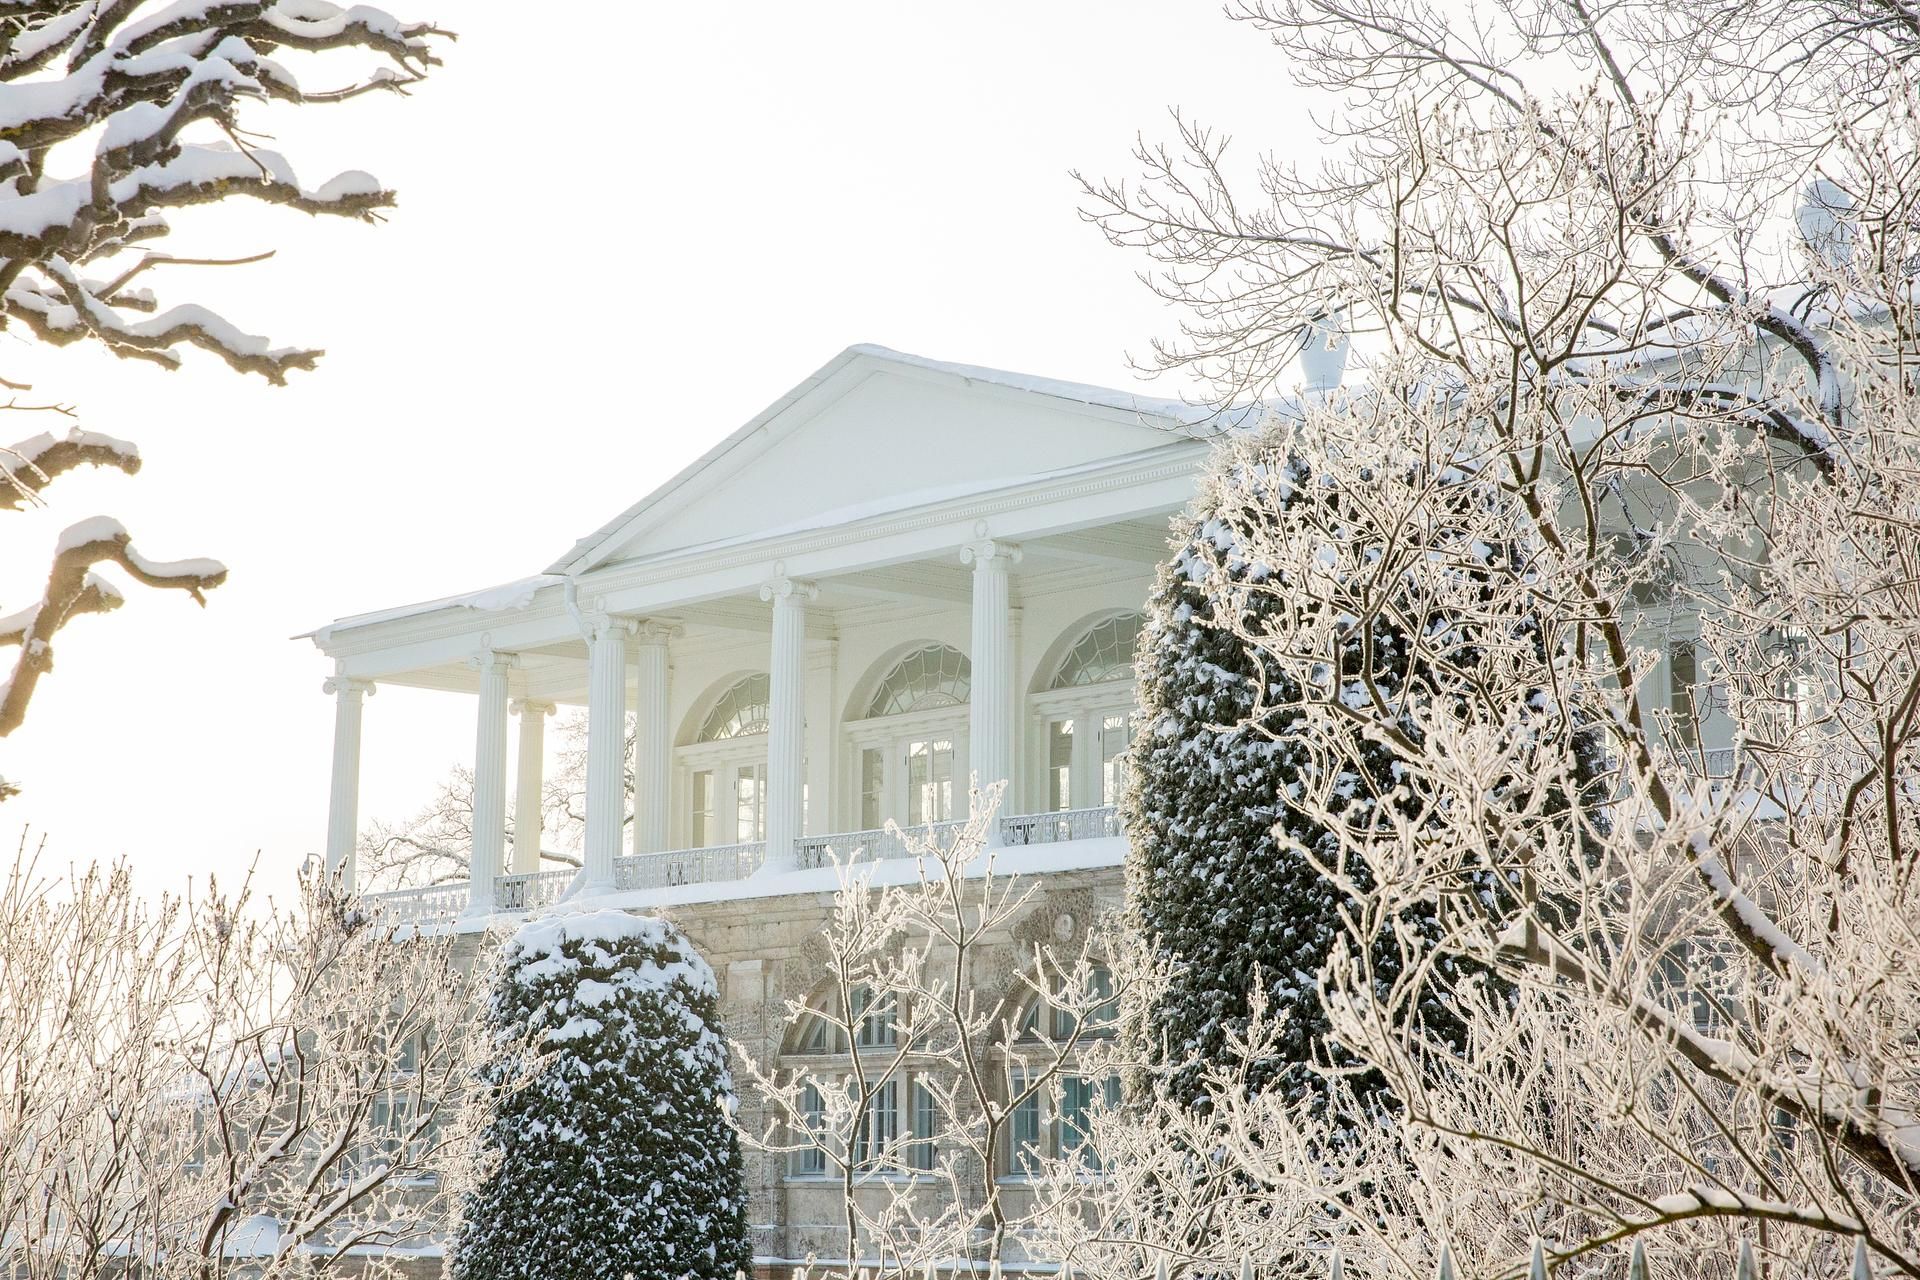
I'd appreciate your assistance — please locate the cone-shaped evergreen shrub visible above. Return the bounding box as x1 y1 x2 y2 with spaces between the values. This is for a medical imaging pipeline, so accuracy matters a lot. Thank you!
452 909 750 1280
1126 432 1598 1110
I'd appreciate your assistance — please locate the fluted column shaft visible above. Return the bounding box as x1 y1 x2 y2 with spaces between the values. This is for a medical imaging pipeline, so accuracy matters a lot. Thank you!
323 674 373 885
963 538 1020 838
583 614 634 894
760 574 814 872
511 699 554 875
633 625 675 855
467 647 514 912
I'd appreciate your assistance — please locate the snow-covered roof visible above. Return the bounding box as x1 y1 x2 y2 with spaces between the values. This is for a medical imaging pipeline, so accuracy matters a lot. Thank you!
545 343 1235 577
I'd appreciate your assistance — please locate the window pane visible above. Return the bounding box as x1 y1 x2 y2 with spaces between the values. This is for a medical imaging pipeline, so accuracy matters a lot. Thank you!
698 674 772 741
1049 614 1145 689
692 770 714 847
1101 713 1132 806
931 738 953 821
854 1079 898 1170
861 748 884 830
736 765 765 842
910 1079 937 1172
908 741 929 826
853 986 898 1048
1010 1083 1041 1174
793 1082 826 1176
1670 641 1699 748
1047 719 1074 812
868 646 972 718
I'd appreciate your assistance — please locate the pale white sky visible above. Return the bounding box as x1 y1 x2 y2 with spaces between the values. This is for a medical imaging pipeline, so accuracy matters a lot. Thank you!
2 1 1307 902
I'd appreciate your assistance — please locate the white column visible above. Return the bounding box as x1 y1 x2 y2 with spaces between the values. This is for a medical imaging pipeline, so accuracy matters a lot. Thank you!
510 698 555 875
467 645 515 913
322 673 373 886
583 613 635 895
962 535 1021 838
759 570 816 873
632 624 676 855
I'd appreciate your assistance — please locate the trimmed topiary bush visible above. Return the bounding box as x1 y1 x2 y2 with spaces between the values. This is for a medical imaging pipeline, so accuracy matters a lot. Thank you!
452 909 750 1280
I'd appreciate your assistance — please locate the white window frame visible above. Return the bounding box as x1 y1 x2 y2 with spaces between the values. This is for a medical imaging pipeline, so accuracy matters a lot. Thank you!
1029 679 1138 812
843 706 969 831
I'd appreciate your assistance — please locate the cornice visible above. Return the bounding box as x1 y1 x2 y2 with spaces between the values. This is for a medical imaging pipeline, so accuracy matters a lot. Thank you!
314 442 1207 661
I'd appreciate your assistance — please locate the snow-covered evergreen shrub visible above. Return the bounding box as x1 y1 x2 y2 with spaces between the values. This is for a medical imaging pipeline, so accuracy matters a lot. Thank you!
1125 429 1595 1109
451 909 750 1280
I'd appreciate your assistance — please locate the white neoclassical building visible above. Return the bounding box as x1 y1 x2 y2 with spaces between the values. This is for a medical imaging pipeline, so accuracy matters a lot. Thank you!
303 343 1748 1270
306 344 1226 923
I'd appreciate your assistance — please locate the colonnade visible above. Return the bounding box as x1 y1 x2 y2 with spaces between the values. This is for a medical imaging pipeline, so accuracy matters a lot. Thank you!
321 539 1022 904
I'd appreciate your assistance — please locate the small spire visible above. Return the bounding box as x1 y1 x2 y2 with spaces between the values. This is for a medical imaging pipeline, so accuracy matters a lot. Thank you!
1853 1237 1872 1280
1529 1238 1547 1280
1240 1257 1255 1280
1331 1246 1345 1280
1436 1243 1458 1280
1736 1239 1759 1280
1628 1239 1648 1280
1155 1255 1170 1280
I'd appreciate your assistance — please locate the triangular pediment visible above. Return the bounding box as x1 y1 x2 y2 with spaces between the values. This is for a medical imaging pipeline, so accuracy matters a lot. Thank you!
552 346 1205 573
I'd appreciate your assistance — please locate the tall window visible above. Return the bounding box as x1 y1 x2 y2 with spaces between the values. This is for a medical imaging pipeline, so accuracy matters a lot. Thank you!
791 1081 827 1176
1033 614 1144 811
852 1079 899 1170
847 645 971 830
681 673 792 847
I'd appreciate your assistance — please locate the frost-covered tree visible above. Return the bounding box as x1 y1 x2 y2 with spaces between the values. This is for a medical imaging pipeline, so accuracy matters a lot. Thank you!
1128 442 1584 1108
0 843 495 1277
734 792 1128 1273
1068 0 1920 1275
453 909 751 1280
0 0 444 786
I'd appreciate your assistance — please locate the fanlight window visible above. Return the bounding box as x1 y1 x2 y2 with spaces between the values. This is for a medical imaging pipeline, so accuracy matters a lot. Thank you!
866 646 971 718
697 673 771 742
1050 614 1144 689
1018 966 1118 1041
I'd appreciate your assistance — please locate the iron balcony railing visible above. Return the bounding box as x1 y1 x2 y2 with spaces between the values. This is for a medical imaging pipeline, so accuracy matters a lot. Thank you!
493 868 574 912
612 842 765 891
795 820 970 869
359 882 471 925
355 806 1124 923
1000 805 1123 846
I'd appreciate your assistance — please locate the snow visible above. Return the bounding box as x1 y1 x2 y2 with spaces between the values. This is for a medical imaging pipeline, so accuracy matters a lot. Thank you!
451 837 1128 935
307 573 561 637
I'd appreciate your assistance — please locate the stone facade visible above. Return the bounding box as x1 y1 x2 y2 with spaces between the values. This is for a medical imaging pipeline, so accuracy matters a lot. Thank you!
447 861 1124 1274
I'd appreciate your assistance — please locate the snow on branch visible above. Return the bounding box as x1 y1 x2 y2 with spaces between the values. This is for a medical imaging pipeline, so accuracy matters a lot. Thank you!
0 0 445 757
0 424 138 509
0 515 225 736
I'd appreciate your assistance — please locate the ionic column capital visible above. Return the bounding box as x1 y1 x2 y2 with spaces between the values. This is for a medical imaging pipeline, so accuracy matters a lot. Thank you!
322 675 375 698
960 537 1022 569
633 620 684 646
468 640 521 672
582 612 639 645
759 566 819 604
509 698 557 718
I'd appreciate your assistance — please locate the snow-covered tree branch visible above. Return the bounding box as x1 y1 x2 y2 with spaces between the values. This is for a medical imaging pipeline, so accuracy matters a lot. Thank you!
0 0 446 780
1075 0 1920 1275
0 841 508 1277
733 790 1130 1275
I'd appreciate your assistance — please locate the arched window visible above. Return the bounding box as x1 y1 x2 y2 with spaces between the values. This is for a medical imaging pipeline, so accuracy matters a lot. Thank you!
680 674 778 848
848 646 972 830
783 985 933 1178
866 645 971 717
697 673 771 741
1032 615 1145 813
1048 613 1142 689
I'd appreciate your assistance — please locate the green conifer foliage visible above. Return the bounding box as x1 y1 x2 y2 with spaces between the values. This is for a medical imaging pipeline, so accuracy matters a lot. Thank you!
452 910 751 1280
